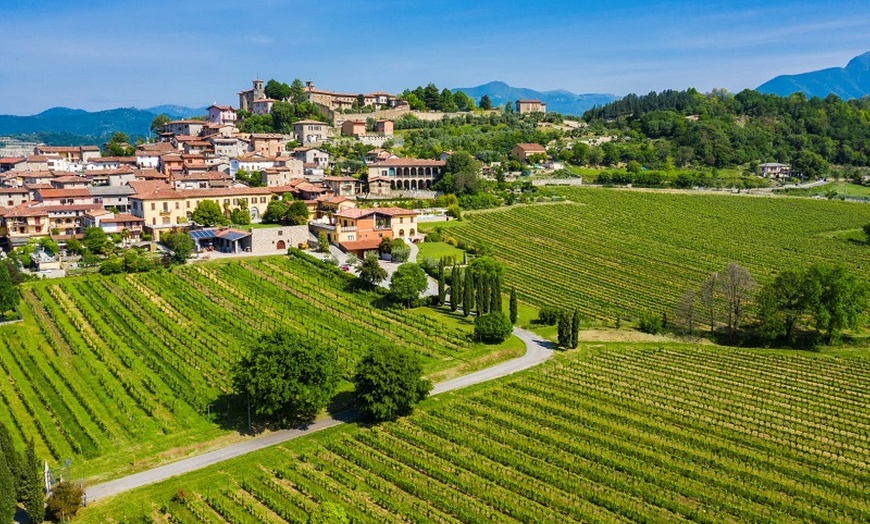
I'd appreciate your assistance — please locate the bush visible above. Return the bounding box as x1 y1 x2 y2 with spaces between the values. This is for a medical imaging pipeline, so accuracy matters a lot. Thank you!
474 311 513 343
537 305 561 325
46 481 84 522
639 313 664 334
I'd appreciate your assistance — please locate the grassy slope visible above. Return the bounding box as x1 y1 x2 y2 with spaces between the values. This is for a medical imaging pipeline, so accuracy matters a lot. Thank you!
77 342 870 523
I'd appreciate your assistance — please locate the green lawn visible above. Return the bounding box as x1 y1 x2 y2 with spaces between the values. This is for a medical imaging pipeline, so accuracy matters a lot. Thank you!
776 180 870 199
416 241 465 264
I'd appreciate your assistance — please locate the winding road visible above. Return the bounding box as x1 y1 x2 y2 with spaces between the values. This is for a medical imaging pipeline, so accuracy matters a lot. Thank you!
85 326 553 503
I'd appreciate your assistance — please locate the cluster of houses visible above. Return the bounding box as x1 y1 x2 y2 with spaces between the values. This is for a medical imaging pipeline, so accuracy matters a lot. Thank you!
0 79 558 260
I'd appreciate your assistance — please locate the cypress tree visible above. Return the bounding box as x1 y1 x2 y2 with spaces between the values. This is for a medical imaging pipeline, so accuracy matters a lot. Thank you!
490 275 502 314
450 265 460 312
509 287 518 325
571 309 581 349
0 421 19 499
0 262 18 316
0 451 15 524
558 311 571 348
476 274 488 316
22 439 44 523
437 258 446 306
463 268 474 317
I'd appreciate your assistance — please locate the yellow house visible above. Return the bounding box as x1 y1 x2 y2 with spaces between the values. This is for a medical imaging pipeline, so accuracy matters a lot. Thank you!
128 181 276 239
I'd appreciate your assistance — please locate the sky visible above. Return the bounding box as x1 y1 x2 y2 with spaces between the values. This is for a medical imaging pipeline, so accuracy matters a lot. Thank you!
1 0 869 115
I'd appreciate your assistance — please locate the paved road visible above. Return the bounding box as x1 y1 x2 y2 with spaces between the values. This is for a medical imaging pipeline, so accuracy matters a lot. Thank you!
85 327 553 503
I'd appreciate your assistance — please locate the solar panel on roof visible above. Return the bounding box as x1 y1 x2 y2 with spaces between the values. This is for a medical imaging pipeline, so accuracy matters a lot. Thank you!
219 231 250 242
189 230 217 240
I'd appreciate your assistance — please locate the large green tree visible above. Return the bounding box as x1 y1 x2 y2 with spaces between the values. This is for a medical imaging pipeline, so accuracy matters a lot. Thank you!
803 264 870 342
389 263 428 307
233 329 338 425
756 269 809 342
262 199 290 224
264 79 291 101
150 114 171 135
353 344 432 421
191 199 229 227
82 226 109 254
161 230 194 264
474 311 512 343
286 200 309 225
358 252 387 287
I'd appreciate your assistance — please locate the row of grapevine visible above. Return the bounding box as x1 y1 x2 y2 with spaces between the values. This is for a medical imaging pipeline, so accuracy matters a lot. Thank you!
90 344 870 524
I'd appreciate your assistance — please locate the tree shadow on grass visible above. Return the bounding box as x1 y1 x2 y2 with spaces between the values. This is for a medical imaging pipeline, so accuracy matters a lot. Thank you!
209 390 362 435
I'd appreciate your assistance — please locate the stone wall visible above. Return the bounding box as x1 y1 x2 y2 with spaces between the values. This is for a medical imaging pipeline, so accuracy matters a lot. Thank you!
249 225 309 253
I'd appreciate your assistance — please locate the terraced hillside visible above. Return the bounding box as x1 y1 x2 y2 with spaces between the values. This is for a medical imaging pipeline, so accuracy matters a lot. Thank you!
79 344 870 523
447 189 870 321
0 253 477 481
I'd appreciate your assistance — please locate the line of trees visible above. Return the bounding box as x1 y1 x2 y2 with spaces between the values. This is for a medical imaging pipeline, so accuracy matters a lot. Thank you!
536 306 581 349
674 262 869 345
399 83 476 112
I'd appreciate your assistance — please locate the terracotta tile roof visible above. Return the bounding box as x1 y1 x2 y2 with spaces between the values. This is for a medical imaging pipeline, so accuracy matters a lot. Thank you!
513 143 547 152
37 188 92 199
1 202 102 218
249 133 284 139
334 206 416 219
168 120 206 125
367 158 446 167
0 157 25 165
340 238 382 251
51 175 90 183
129 180 275 200
208 105 235 111
0 187 28 194
137 142 178 153
96 213 144 224
292 120 325 125
26 155 50 162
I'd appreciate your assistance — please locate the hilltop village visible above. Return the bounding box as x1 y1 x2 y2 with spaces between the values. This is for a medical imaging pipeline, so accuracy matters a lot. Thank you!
0 79 556 265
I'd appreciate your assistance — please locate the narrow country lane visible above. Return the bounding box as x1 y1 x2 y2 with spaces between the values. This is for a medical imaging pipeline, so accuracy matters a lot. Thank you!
85 326 553 503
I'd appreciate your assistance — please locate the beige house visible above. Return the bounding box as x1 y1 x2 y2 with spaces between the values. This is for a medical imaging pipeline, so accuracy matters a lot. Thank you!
292 120 328 144
366 158 446 190
311 206 419 257
341 120 366 137
511 143 548 162
759 163 791 178
375 120 394 136
83 210 144 239
128 181 276 238
516 99 547 114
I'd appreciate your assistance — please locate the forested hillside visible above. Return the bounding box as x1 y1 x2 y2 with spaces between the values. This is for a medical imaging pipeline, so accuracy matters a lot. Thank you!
582 89 870 176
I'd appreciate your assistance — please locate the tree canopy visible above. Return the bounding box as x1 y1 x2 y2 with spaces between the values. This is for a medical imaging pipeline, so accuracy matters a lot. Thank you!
389 263 428 307
233 329 339 425
161 230 194 264
191 199 229 227
358 251 388 287
353 344 432 421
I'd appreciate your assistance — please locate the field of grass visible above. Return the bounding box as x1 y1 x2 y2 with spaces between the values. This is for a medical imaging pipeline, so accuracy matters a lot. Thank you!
416 241 465 264
0 252 511 482
776 181 870 200
78 343 870 523
444 188 870 322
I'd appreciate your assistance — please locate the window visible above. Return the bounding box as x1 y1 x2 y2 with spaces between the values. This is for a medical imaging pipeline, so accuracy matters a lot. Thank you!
175 202 180 209
151 203 156 211
260 197 266 203
186 201 190 209
277 230 283 236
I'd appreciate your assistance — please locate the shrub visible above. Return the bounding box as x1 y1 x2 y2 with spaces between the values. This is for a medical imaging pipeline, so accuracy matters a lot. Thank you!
46 481 84 522
474 311 513 343
639 313 664 334
537 305 561 325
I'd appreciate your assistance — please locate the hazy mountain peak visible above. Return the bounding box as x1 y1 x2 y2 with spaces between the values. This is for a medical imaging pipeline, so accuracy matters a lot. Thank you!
757 50 870 100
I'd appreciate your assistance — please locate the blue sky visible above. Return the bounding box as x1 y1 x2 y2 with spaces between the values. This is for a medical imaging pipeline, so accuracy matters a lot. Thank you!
1 0 868 115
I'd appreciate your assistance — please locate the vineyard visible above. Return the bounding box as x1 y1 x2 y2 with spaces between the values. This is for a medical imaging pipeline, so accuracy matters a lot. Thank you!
444 188 870 321
78 344 870 523
0 253 479 481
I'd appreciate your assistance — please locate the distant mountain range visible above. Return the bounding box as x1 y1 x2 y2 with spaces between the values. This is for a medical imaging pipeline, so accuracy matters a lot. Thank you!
0 105 207 144
756 51 870 100
452 81 619 116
